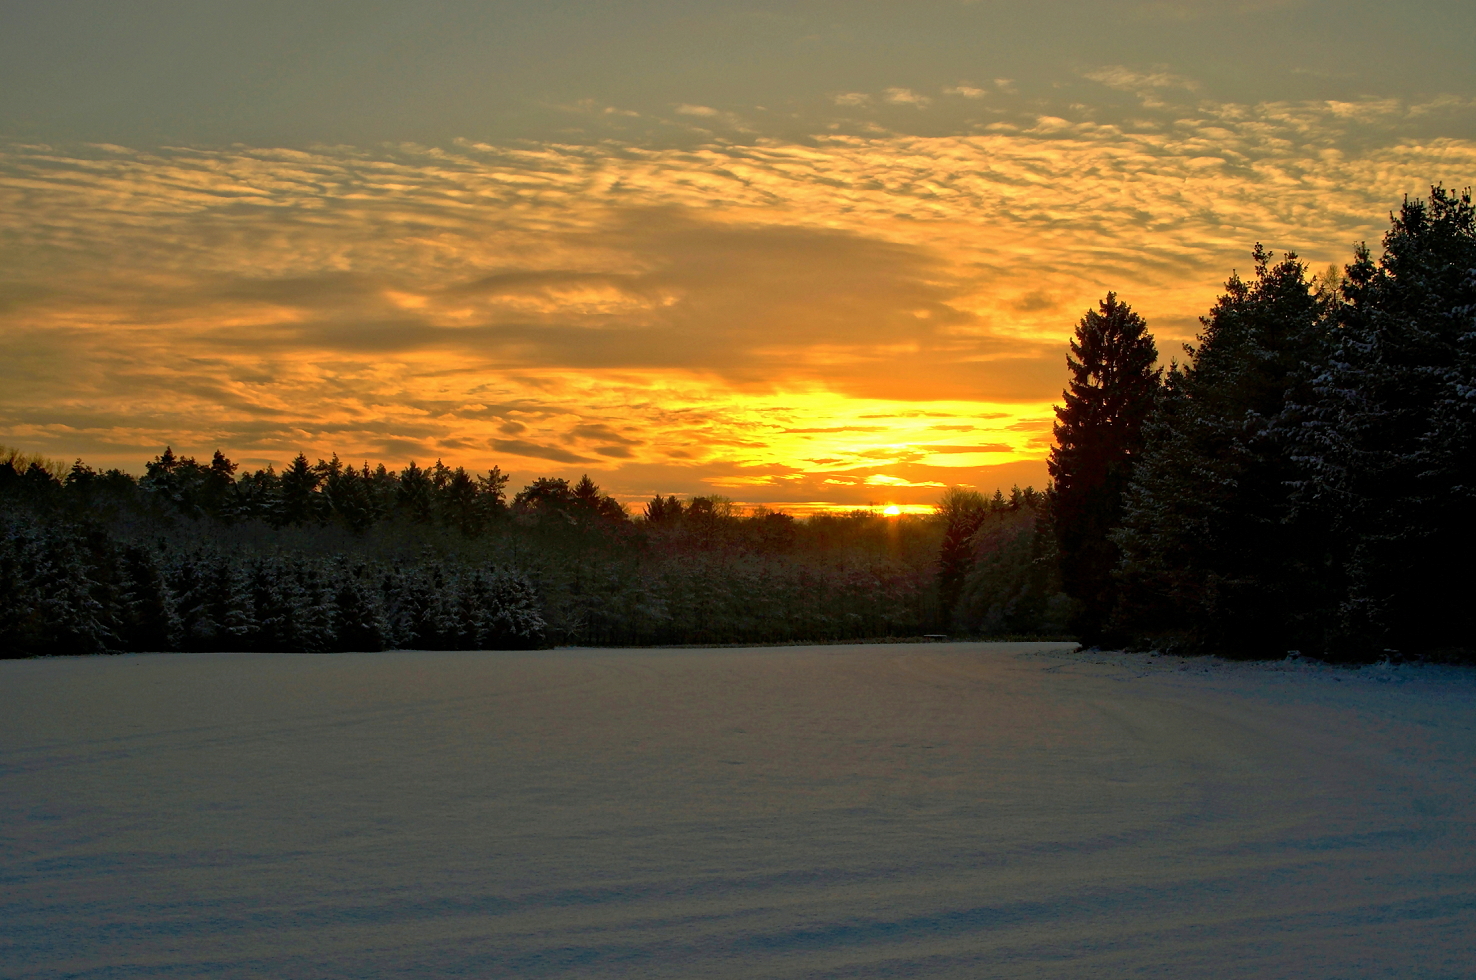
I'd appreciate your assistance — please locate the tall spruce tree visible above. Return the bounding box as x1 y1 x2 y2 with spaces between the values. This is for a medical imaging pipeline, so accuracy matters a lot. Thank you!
200 451 237 519
1048 293 1160 643
278 453 321 526
1294 187 1476 655
1115 247 1330 655
397 462 434 523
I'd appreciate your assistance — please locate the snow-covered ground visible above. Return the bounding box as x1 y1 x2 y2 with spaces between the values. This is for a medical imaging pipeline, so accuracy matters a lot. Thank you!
3 643 1474 978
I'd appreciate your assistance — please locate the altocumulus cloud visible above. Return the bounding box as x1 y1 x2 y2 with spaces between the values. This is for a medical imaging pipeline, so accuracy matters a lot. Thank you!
1 93 1473 504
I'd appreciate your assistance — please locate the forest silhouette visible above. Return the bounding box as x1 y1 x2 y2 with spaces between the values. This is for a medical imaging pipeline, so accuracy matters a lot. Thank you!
3 187 1472 661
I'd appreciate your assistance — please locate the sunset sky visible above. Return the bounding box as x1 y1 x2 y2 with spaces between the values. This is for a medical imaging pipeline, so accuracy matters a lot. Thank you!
3 0 1474 511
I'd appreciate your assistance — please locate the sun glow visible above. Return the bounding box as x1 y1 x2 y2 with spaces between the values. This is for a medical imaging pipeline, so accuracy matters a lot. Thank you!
882 504 902 516
4 116 1462 509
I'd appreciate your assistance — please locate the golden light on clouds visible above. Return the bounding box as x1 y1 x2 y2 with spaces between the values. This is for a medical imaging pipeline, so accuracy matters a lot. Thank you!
2 92 1473 508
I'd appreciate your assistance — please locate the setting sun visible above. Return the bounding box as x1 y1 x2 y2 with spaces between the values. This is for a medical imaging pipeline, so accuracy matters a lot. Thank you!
882 504 902 517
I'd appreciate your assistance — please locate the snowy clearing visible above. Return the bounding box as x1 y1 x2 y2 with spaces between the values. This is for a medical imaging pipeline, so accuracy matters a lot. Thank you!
3 643 1474 978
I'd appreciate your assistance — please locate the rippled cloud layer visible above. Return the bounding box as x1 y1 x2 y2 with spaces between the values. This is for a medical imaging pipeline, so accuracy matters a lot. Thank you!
2 91 1472 507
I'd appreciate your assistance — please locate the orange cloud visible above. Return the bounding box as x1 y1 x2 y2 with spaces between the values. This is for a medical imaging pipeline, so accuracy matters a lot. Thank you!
2 99 1472 507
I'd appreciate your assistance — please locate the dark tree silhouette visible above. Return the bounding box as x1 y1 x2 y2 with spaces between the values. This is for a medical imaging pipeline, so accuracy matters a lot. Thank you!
1048 293 1160 643
1295 187 1476 654
225 464 271 521
644 495 684 522
1114 249 1328 655
397 461 434 523
278 453 321 526
442 466 485 536
141 447 193 511
935 487 987 622
478 466 510 512
951 489 1066 636
318 456 379 532
201 450 237 517
514 476 574 519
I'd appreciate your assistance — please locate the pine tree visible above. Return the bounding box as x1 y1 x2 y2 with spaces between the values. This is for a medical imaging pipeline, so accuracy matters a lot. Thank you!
1296 187 1476 655
200 451 237 519
320 455 379 532
644 494 683 522
514 477 574 523
278 453 321 527
1048 293 1160 643
43 526 115 654
330 562 388 652
117 544 179 652
953 493 1069 637
573 474 600 509
292 559 335 652
141 448 219 517
1115 248 1329 655
0 520 112 654
397 461 434 523
233 465 280 523
477 467 511 524
141 446 182 503
170 551 254 651
250 556 301 651
368 463 400 519
442 467 484 536
935 487 987 624
1109 369 1198 645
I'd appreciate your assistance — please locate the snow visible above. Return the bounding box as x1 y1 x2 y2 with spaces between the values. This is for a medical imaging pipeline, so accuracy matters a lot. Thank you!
3 643 1475 978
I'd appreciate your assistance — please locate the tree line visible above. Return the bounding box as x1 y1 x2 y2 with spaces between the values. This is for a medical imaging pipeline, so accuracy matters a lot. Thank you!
1017 186 1475 661
2 450 949 655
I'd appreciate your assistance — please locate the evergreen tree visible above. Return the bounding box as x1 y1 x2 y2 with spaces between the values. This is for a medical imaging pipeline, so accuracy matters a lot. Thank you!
39 526 115 654
397 461 434 523
292 559 336 652
200 451 238 519
233 465 281 523
644 494 684 523
935 487 987 623
171 551 254 651
64 460 97 492
573 474 601 509
477 466 511 518
117 544 179 652
1115 248 1329 655
249 556 300 651
442 466 485 536
1048 293 1160 643
953 493 1070 637
141 448 225 517
0 520 41 656
141 446 181 498
567 474 628 524
0 520 104 655
330 562 388 652
278 453 321 526
319 456 380 532
1107 368 1198 644
514 477 575 522
1295 187 1476 654
429 459 453 497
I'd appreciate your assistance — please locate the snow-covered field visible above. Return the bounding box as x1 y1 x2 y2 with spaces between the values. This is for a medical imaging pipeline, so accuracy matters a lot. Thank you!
3 643 1474 978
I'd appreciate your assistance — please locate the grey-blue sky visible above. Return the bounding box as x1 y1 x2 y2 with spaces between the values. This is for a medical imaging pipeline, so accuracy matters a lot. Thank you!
4 0 1474 147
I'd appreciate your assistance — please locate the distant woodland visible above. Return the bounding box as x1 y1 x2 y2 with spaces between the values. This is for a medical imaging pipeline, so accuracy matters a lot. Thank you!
3 187 1472 661
0 453 956 654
